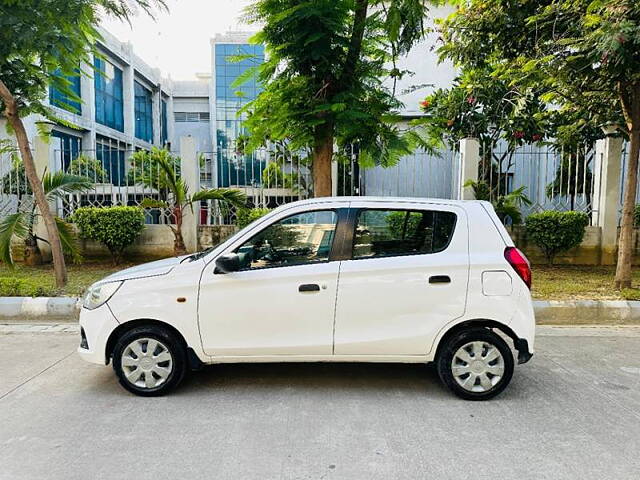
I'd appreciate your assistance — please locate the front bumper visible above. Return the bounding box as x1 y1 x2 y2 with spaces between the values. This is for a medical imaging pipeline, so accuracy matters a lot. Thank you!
77 304 119 365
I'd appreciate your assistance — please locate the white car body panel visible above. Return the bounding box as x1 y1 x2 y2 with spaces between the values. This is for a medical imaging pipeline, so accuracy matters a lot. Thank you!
103 258 212 363
198 201 349 356
334 200 468 355
78 197 535 369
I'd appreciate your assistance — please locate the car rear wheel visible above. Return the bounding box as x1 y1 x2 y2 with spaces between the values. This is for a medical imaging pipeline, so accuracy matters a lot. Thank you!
436 327 514 400
112 325 187 396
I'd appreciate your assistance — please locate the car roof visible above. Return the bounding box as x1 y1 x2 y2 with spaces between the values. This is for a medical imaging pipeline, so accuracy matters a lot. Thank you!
273 196 485 210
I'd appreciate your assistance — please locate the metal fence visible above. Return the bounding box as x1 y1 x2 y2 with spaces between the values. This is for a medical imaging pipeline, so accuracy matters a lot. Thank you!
1 138 627 229
482 142 596 221
60 147 182 225
620 141 640 219
198 144 314 225
357 148 458 199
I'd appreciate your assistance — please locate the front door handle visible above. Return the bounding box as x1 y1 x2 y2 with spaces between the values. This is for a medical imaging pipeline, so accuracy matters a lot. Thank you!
299 283 320 292
429 275 451 284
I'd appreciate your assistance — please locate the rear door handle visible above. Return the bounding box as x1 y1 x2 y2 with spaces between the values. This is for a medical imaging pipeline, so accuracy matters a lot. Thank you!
429 275 451 284
299 283 320 292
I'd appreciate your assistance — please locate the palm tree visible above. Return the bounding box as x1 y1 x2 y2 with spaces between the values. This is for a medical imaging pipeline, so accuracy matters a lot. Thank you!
0 171 92 266
139 150 246 256
465 180 532 225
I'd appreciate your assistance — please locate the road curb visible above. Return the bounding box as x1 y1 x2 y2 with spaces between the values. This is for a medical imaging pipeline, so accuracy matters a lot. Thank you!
1 297 639 325
532 300 640 325
0 297 81 322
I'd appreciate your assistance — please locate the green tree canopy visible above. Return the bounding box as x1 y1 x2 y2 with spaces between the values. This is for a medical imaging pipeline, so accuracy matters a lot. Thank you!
0 0 166 287
434 0 640 288
239 0 435 196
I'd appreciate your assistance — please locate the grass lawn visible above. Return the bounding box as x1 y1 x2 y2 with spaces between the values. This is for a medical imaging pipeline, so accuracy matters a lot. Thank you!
532 265 640 301
1 260 640 301
0 260 151 297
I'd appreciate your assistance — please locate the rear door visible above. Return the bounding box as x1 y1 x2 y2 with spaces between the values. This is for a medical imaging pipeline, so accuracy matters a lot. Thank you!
333 201 469 355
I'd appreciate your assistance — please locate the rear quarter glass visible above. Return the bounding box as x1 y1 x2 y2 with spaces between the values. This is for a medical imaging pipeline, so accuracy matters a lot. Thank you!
479 201 515 247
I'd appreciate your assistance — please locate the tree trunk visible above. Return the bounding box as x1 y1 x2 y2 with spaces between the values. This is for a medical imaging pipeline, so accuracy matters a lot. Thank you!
23 234 43 266
173 206 186 256
615 126 639 289
173 228 187 256
312 122 334 197
0 79 67 286
615 82 640 289
309 0 367 198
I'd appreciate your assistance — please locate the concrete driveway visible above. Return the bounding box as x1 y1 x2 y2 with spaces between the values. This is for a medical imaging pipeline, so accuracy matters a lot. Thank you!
1 326 639 480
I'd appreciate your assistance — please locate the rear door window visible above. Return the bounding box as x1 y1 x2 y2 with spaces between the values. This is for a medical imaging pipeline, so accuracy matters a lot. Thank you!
352 209 457 259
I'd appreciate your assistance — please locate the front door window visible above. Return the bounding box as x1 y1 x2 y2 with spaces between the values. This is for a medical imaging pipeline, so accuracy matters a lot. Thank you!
235 210 338 270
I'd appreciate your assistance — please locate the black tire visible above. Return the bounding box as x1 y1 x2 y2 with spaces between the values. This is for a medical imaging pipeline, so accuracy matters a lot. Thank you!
436 327 514 401
112 325 187 397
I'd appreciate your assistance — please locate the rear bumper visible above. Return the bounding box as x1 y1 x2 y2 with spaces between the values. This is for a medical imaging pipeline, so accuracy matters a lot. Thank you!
514 338 533 364
77 304 119 365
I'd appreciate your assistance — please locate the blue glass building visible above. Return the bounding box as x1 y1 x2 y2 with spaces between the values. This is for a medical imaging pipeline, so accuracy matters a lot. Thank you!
49 69 82 114
134 81 154 143
94 56 124 132
214 42 265 187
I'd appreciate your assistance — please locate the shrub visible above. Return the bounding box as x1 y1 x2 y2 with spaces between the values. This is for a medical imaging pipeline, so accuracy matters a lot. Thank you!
0 277 49 297
635 204 640 227
72 206 145 264
621 288 640 301
236 207 271 229
525 211 589 265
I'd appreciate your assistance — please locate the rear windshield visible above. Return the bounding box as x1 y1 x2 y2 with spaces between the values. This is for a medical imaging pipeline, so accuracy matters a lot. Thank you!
353 209 457 259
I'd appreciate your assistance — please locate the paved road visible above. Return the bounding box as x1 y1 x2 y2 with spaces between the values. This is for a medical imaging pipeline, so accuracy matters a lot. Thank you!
1 326 639 480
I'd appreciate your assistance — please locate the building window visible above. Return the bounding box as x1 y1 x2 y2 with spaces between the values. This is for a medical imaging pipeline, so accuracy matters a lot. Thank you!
52 131 82 171
94 56 124 132
214 43 265 187
174 112 210 122
134 81 153 142
161 99 168 145
49 69 82 114
96 136 126 186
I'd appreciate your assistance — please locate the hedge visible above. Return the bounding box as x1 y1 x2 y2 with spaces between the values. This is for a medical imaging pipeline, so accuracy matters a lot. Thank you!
72 206 145 264
525 211 589 265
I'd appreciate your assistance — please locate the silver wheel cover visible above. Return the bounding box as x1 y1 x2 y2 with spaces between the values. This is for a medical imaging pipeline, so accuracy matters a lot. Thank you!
451 341 505 393
121 338 173 389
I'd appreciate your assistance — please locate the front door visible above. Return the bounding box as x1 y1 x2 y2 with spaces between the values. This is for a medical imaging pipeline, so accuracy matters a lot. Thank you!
198 206 347 356
333 202 469 355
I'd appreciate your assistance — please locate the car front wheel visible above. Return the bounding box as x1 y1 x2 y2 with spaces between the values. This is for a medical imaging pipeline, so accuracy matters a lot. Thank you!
436 327 514 400
112 325 187 396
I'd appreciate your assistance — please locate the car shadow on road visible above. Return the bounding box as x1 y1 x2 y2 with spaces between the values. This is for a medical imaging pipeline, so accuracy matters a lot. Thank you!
177 361 449 396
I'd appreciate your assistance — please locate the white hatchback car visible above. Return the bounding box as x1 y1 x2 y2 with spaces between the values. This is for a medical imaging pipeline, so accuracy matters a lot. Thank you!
79 197 534 400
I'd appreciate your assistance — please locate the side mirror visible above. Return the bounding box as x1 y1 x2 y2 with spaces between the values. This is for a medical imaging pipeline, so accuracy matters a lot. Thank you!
214 253 240 274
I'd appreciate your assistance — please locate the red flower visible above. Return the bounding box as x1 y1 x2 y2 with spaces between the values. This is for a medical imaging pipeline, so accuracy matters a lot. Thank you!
513 130 525 139
532 133 542 142
466 96 476 105
618 34 627 44
420 100 430 109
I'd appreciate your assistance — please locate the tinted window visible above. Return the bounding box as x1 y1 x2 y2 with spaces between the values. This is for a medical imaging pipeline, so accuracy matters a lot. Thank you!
235 210 337 270
353 209 456 259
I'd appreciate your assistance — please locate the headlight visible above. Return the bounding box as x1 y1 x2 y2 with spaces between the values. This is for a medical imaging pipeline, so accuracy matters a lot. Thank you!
83 281 123 310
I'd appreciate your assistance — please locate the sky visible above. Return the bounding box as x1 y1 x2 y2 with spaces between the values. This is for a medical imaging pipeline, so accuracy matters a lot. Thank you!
101 0 255 80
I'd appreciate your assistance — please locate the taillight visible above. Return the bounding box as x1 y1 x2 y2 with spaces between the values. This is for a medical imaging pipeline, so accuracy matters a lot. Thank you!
504 247 531 289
